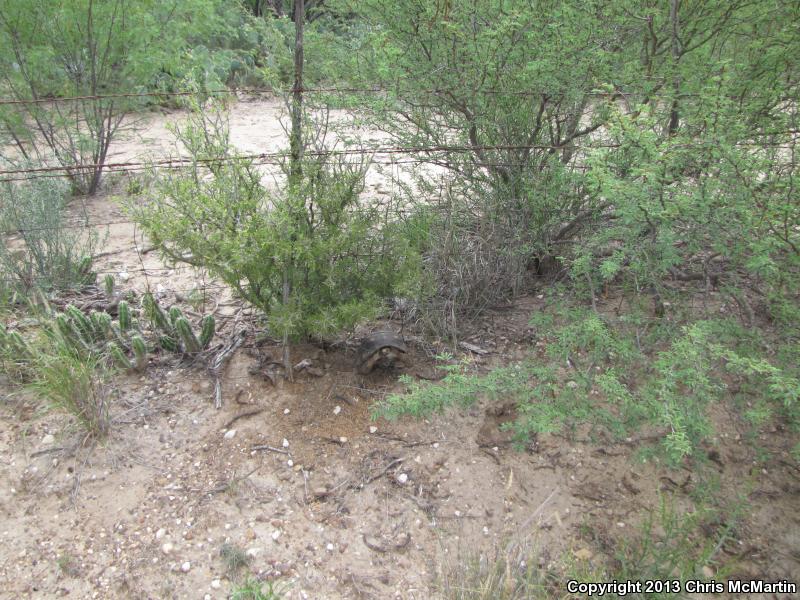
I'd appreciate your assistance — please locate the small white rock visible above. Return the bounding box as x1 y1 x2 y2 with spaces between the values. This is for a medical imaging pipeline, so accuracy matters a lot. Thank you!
333 405 341 415
180 561 191 573
339 436 348 444
211 580 221 589
326 543 334 551
271 530 281 541
224 429 237 440
283 408 290 415
369 426 378 434
161 542 173 555
246 547 262 557
287 459 294 467
155 528 166 540
118 271 130 282
41 434 55 445
282 438 289 448
396 473 409 485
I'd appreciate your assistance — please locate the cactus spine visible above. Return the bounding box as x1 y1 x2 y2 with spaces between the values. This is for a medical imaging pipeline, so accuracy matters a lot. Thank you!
199 315 215 349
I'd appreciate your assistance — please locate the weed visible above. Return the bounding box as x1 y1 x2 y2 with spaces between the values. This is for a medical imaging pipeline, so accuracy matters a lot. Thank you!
220 543 250 578
0 173 99 294
610 496 743 596
230 578 285 600
28 346 109 438
56 553 80 577
437 543 553 600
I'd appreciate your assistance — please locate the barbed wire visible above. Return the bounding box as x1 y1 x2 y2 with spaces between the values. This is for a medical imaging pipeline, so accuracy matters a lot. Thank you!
0 85 680 107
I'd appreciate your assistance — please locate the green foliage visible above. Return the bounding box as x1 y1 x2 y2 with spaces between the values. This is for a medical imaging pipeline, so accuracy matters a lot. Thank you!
28 337 110 437
611 496 742 596
380 306 798 464
230 579 285 600
0 174 98 294
132 102 419 342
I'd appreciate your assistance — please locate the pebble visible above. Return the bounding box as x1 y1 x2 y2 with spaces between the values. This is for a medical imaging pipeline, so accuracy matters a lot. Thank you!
702 565 714 578
246 547 262 557
283 408 291 415
271 530 281 541
369 426 377 434
155 528 166 540
211 580 221 589
339 436 348 444
282 438 290 448
326 543 334 552
161 543 173 555
41 434 55 445
396 473 409 485
223 429 237 440
180 561 191 573
333 405 341 415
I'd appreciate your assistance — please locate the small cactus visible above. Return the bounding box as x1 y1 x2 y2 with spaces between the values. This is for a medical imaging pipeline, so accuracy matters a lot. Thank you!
131 335 148 371
117 300 132 332
77 256 96 285
66 304 96 343
103 274 115 298
108 342 132 370
159 335 179 353
199 315 215 349
175 317 201 353
55 313 87 352
90 311 112 340
168 306 183 328
142 293 170 333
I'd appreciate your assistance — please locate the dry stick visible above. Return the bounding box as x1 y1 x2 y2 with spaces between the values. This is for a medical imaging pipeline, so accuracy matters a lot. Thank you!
504 487 559 555
251 445 290 455
205 466 261 495
210 331 246 409
363 456 406 486
222 408 265 430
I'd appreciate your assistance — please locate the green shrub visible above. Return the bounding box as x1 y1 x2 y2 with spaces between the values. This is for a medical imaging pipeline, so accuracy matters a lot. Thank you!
0 173 98 294
132 101 420 343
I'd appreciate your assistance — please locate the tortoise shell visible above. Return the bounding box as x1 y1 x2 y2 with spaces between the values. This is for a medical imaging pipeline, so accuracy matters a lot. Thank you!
357 331 408 374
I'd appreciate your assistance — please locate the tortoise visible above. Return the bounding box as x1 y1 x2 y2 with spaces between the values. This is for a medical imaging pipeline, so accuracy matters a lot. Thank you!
357 331 408 374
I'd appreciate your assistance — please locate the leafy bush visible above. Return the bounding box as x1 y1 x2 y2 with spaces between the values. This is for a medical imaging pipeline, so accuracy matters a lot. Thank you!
0 173 98 294
132 102 420 343
378 307 799 464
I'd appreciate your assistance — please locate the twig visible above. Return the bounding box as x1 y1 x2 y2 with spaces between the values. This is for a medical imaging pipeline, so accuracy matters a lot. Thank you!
251 445 290 455
205 466 261 495
363 456 406 485
222 408 264 430
209 330 247 409
29 446 65 458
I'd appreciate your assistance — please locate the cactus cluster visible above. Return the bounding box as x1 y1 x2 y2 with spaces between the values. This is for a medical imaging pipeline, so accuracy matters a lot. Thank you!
141 292 215 355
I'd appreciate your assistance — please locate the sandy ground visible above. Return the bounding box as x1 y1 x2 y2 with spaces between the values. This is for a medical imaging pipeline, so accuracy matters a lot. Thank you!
1 99 799 599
